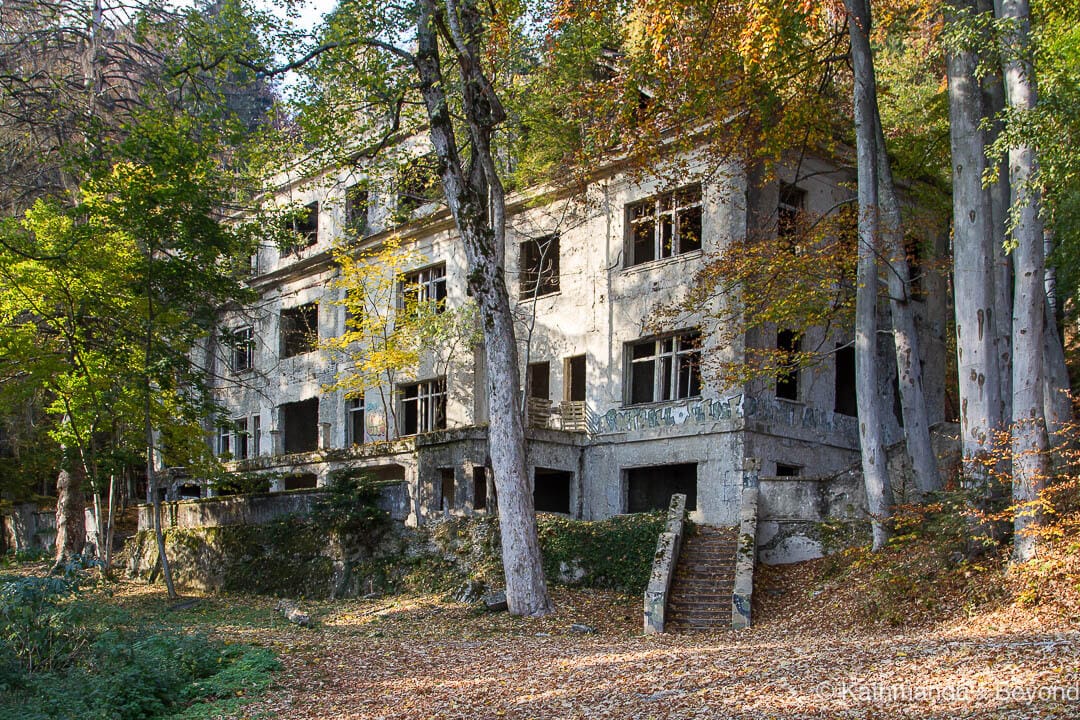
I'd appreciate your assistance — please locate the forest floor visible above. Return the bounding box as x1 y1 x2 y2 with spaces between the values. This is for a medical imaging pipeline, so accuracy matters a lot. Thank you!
99 531 1080 720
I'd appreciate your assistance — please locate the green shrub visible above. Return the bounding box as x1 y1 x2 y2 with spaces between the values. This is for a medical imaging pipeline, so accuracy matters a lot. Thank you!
537 512 666 594
0 571 279 720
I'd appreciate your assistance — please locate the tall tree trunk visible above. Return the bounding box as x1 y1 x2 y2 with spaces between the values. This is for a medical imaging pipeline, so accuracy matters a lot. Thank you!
998 0 1050 563
872 116 941 498
51 454 86 571
946 0 1004 490
414 0 550 615
980 0 1014 429
846 0 895 549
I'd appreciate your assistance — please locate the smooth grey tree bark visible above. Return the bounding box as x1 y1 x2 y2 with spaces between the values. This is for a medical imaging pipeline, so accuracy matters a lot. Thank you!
845 0 895 549
872 115 942 498
412 0 551 615
946 0 1005 485
997 0 1050 563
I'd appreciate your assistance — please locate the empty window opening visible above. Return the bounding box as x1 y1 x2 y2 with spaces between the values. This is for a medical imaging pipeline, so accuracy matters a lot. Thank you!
178 483 202 500
396 155 441 218
400 264 447 316
627 331 701 405
472 466 488 510
280 398 319 454
775 464 801 477
533 468 572 514
834 345 857 416
565 355 586 402
627 463 697 512
776 329 800 401
283 473 318 491
347 397 365 446
400 378 447 435
527 362 550 400
345 183 369 235
520 234 560 297
627 184 702 266
777 184 805 248
281 303 318 357
438 468 456 511
284 201 318 254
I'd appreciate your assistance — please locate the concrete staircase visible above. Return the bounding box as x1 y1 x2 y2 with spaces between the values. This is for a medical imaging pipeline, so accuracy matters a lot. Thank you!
665 525 739 632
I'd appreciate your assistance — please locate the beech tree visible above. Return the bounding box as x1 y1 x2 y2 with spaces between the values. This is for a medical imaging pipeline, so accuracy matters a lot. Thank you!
287 0 553 615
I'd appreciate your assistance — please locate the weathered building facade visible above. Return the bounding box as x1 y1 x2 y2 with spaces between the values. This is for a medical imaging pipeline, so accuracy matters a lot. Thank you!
203 150 931 531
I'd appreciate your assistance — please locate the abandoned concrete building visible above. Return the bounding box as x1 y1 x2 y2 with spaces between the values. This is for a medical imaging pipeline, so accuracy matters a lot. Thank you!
197 147 946 550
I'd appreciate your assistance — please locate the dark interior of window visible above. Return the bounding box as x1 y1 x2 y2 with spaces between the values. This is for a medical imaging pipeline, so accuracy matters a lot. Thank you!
775 464 800 477
834 345 857 416
566 355 586 402
534 468 572 514
778 184 805 245
396 155 441 218
527 362 550 400
776 329 800 401
472 466 488 510
281 304 318 357
520 234 560 297
281 398 318 454
439 468 456 511
345 183 369 234
283 473 318 490
627 463 697 512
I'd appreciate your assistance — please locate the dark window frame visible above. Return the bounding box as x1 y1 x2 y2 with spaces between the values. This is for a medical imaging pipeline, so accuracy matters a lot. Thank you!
229 326 255 373
626 184 703 267
519 233 560 298
399 378 447 436
345 183 369 236
626 330 702 405
399 263 447 317
281 303 319 358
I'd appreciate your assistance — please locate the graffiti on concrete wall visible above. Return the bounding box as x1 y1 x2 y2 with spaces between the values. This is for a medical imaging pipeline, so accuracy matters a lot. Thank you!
591 394 857 437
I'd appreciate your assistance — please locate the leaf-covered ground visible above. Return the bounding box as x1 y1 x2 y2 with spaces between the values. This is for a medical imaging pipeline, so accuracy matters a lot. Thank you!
102 544 1079 720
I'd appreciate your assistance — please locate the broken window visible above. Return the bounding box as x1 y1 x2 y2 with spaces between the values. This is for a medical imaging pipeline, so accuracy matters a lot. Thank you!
777 183 805 250
400 378 447 435
217 418 248 459
527 362 550 400
400 264 447 317
472 466 488 510
776 329 800 401
627 463 697 512
520 234 560 297
627 184 702 266
347 397 365 446
283 473 318 490
396 155 441 219
280 398 319 454
228 326 255 373
438 468 456 511
627 331 701 405
281 303 318 357
283 201 319 255
565 354 586 402
775 463 800 477
833 344 857 416
533 468 572 514
345 183 369 235
251 415 262 457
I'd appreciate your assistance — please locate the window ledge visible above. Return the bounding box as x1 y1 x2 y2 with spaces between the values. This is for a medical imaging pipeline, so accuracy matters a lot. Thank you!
622 249 703 274
518 289 561 303
622 395 703 410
